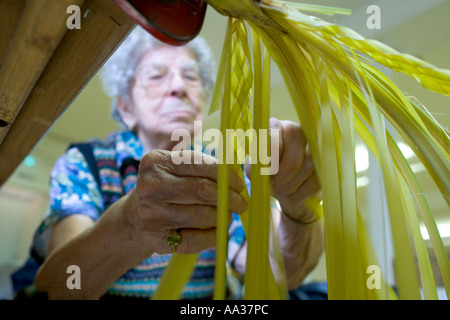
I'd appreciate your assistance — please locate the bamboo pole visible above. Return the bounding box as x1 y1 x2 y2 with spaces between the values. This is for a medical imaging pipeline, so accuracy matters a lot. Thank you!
0 0 135 186
0 0 27 71
0 0 85 143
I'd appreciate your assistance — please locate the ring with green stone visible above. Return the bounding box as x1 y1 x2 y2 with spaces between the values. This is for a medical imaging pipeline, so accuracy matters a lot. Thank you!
167 229 182 253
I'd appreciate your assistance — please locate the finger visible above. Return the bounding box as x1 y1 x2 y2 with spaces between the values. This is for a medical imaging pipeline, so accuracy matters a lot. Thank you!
161 228 217 255
273 121 307 185
286 172 321 204
163 204 233 229
164 177 248 214
278 155 315 197
165 149 245 193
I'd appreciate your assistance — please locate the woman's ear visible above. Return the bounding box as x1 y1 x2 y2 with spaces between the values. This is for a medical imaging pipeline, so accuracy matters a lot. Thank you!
117 97 137 131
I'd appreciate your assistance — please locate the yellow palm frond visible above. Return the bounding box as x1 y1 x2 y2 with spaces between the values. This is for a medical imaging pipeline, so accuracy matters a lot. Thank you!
153 0 449 300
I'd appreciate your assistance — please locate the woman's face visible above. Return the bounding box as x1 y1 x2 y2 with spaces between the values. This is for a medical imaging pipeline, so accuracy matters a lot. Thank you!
125 46 205 147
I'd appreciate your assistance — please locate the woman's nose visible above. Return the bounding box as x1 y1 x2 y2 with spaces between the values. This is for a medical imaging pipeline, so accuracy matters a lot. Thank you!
168 72 187 98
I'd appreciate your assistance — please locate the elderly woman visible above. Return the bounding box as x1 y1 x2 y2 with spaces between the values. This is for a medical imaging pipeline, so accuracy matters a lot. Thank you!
15 26 324 299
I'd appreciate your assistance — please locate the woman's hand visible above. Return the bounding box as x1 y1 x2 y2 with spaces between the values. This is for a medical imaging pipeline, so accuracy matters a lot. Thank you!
270 118 320 223
124 149 248 256
245 118 320 223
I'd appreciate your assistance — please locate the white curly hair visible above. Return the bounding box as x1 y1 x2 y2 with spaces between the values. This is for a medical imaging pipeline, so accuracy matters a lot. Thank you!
100 26 216 128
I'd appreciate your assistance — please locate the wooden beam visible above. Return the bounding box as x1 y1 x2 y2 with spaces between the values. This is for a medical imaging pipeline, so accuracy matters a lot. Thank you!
0 0 135 186
0 0 27 68
0 0 85 143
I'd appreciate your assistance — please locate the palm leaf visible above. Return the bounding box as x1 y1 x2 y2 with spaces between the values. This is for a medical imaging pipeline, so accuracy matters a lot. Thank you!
153 0 449 300
205 0 449 300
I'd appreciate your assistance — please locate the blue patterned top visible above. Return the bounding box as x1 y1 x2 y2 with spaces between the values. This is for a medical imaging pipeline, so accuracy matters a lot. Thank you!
30 130 247 299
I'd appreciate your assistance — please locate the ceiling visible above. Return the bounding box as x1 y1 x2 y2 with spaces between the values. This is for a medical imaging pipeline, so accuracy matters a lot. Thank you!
4 0 449 224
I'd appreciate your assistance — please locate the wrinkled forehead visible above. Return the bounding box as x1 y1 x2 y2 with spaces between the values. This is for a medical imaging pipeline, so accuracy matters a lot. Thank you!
137 46 199 70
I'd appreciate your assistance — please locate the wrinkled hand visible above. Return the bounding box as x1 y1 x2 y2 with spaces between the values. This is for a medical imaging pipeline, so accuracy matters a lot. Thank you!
270 118 320 222
246 118 320 223
125 150 247 256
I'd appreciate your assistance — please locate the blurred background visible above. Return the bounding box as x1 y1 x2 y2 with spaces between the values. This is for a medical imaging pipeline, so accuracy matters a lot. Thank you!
0 0 449 299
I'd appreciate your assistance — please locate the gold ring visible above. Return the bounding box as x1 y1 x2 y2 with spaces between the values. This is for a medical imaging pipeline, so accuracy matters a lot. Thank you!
167 229 181 253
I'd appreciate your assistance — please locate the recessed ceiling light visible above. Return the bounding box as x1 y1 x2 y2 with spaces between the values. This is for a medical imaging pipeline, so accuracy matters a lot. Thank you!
420 223 450 240
355 145 369 173
397 142 415 159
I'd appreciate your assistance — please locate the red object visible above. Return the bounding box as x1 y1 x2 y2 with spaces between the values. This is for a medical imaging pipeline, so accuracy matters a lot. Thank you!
113 0 207 46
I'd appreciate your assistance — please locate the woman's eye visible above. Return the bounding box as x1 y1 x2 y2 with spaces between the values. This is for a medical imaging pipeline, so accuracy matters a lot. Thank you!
184 73 200 81
149 74 163 80
146 71 164 79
